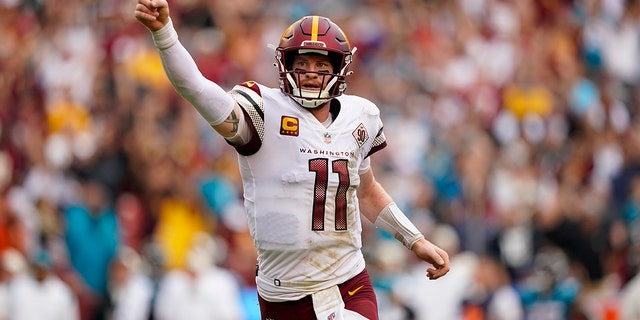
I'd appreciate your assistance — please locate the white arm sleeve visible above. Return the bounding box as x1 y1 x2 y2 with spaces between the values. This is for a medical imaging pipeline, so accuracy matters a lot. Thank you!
375 202 425 250
151 20 235 126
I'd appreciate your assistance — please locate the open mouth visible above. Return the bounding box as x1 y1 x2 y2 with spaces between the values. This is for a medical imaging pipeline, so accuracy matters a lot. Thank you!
300 83 321 90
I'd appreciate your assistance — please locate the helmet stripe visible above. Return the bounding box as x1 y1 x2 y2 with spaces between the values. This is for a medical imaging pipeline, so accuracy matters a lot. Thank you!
311 16 319 41
339 28 351 49
280 24 293 41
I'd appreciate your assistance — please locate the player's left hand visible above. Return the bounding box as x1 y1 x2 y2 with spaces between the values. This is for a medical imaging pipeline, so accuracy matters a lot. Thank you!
411 238 450 280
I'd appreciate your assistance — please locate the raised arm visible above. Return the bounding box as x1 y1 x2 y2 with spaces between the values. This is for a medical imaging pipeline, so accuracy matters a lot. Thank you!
357 168 450 280
134 0 250 143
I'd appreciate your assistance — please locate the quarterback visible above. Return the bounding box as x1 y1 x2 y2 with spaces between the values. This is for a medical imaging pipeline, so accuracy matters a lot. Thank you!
135 0 450 319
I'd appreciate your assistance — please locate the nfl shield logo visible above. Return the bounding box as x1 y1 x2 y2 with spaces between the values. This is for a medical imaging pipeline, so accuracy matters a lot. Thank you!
324 132 332 144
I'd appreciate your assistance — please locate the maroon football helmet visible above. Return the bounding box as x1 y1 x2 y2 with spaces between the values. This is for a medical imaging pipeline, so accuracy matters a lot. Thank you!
275 16 356 108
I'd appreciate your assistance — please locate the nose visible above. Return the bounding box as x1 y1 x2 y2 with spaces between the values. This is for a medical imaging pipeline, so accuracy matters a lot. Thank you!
308 63 324 72
299 68 320 80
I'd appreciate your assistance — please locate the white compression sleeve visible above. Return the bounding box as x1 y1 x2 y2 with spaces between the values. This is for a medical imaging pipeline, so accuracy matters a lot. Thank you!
151 20 235 126
375 202 425 250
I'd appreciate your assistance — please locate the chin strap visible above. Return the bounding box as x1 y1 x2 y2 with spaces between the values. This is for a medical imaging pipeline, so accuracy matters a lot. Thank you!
294 96 330 108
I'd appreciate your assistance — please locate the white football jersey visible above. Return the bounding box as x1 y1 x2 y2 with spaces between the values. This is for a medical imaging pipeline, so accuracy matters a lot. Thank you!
227 81 387 302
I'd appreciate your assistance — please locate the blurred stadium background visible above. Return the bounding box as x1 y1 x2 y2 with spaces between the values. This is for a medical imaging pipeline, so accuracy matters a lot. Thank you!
1 0 640 319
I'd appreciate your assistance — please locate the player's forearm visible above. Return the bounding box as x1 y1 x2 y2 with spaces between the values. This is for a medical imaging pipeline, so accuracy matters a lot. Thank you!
358 170 424 250
151 19 235 126
357 169 393 223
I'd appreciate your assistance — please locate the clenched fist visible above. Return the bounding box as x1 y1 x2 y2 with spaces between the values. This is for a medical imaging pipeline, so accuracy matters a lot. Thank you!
134 0 170 31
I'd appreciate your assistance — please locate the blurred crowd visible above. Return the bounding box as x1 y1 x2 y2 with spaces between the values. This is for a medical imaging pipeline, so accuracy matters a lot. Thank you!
1 0 640 319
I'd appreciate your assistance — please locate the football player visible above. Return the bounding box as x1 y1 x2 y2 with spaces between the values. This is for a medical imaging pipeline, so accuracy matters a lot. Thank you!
135 1 450 319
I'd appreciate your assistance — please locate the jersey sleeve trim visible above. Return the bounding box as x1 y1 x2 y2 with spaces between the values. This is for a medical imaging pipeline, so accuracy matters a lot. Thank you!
234 89 265 120
366 127 387 158
227 84 266 156
226 106 262 155
366 141 387 158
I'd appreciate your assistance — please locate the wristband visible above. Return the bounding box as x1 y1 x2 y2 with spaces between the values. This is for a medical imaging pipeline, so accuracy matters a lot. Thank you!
151 19 178 50
375 202 424 250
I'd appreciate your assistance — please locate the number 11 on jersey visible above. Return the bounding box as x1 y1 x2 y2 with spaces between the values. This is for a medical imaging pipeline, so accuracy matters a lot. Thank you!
309 158 349 231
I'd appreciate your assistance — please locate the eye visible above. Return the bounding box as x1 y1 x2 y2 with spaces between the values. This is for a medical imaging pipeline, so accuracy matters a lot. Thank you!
318 61 333 72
